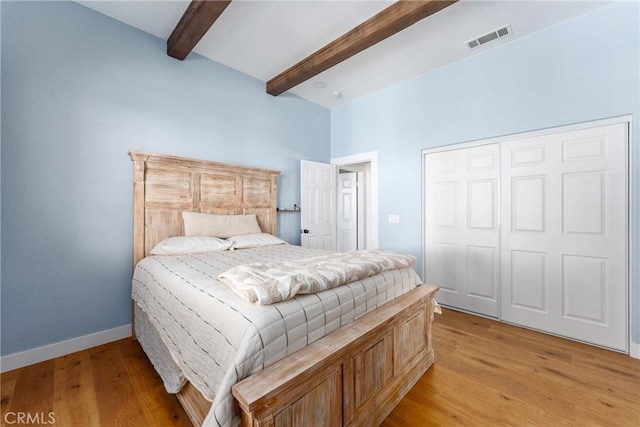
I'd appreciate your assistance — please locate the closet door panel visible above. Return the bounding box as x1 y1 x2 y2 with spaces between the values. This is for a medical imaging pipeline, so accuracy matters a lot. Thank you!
501 123 628 351
511 175 546 232
510 250 547 312
467 245 497 300
425 144 499 317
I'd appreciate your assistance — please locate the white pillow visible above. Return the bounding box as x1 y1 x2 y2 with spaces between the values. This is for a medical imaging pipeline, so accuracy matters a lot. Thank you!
182 212 262 238
228 233 287 250
150 236 233 255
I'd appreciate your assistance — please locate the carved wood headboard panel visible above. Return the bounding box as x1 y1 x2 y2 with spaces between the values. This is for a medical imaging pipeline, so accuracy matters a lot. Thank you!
129 151 280 268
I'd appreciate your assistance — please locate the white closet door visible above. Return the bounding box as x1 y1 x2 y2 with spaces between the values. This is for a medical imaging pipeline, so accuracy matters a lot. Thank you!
424 144 500 317
501 123 627 351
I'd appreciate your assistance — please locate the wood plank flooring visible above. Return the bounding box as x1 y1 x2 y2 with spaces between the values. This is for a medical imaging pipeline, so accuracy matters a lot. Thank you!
2 308 638 426
383 309 640 427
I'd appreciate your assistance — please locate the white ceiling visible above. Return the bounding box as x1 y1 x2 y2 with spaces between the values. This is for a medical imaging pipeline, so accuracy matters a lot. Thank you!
76 0 612 108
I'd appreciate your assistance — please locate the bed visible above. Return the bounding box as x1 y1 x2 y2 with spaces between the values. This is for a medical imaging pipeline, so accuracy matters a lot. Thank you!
128 151 439 427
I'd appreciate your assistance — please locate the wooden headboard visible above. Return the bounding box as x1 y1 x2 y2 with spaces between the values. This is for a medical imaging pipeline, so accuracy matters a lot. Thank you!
128 151 280 267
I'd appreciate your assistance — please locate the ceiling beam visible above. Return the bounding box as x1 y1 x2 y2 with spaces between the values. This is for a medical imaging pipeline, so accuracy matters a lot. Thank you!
167 0 232 60
267 0 457 96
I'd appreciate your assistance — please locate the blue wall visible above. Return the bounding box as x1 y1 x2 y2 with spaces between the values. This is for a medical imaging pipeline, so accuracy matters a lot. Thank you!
331 1 640 345
1 1 330 356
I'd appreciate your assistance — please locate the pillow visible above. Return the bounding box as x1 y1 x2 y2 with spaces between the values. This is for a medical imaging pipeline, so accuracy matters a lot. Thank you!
182 212 262 238
228 233 287 250
150 236 233 255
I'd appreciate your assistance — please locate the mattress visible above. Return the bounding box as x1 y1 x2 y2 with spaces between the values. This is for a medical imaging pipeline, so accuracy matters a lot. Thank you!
132 244 421 426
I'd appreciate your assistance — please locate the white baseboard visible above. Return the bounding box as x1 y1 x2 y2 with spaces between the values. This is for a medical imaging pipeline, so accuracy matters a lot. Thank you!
0 324 132 373
630 342 640 360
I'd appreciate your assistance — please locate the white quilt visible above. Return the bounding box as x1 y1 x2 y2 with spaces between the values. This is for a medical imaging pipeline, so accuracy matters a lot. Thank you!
219 249 416 304
132 245 421 426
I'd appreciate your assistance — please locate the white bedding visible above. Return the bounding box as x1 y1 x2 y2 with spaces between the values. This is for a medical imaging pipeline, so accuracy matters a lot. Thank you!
218 249 416 304
132 244 421 427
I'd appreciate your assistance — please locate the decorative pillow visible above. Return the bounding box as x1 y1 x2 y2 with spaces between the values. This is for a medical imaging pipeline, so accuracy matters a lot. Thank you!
228 233 287 250
150 236 233 255
182 212 262 238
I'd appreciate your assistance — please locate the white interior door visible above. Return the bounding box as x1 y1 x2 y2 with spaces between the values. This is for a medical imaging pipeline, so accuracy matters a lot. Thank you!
424 144 500 317
501 123 628 351
338 172 358 251
301 160 337 250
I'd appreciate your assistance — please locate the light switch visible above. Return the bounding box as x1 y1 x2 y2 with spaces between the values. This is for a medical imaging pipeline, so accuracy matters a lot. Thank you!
388 214 400 224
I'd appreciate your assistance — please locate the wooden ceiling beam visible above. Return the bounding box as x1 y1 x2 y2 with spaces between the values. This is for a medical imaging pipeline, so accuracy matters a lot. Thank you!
167 0 232 60
267 0 457 96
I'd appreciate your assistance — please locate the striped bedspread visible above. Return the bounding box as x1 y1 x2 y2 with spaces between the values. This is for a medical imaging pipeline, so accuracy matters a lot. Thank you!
132 244 421 427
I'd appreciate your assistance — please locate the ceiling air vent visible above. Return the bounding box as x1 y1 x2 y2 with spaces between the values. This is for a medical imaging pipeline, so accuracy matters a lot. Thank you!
467 24 512 49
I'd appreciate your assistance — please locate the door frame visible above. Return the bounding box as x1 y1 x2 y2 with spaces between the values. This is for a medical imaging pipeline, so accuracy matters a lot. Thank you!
332 151 379 249
422 115 635 356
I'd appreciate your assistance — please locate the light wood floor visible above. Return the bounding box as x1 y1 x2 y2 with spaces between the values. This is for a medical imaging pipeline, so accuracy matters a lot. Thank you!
2 308 638 426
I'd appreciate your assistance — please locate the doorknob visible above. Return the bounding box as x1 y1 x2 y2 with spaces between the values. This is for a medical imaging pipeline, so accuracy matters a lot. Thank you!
301 229 309 234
